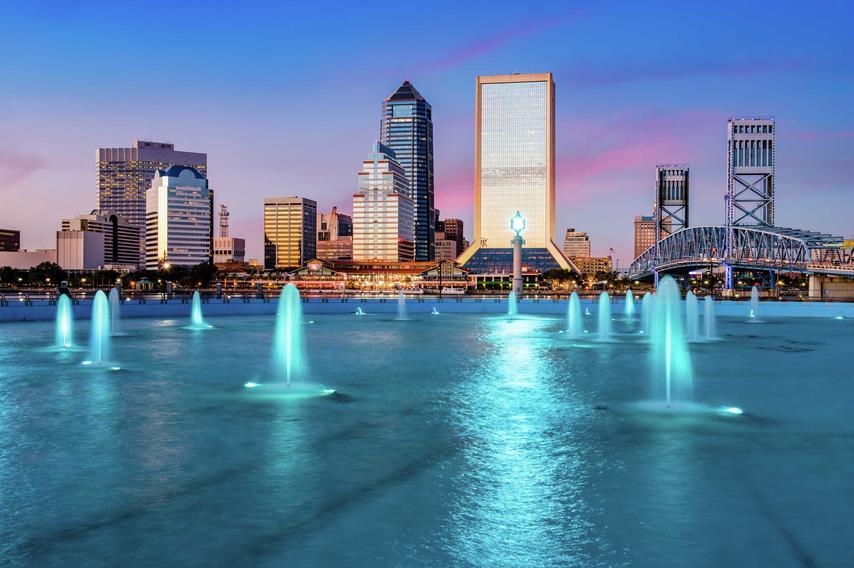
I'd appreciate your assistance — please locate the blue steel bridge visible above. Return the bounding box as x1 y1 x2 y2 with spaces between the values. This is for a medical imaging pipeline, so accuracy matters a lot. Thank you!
627 225 854 283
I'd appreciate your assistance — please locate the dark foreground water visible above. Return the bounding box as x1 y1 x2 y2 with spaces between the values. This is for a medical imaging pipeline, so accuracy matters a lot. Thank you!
1 312 852 567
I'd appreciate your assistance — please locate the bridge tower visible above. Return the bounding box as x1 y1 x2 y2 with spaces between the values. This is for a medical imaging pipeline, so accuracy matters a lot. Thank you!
654 164 689 240
727 117 775 228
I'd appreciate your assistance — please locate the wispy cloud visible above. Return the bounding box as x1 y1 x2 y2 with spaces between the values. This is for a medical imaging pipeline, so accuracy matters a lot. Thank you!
0 148 44 188
562 57 818 89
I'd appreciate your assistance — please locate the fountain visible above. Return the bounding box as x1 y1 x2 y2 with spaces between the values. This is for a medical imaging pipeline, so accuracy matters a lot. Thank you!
704 296 717 340
108 287 121 335
55 294 74 349
685 291 699 341
641 292 653 335
354 306 365 316
86 290 111 366
188 290 212 329
396 291 408 321
625 289 635 318
649 276 692 406
566 292 582 338
507 291 518 317
749 285 760 319
597 292 612 341
585 307 591 317
431 306 440 315
273 284 305 386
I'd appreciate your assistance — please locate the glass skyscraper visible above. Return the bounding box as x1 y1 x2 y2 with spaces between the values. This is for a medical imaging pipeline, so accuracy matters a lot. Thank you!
380 81 434 261
263 197 317 270
458 73 575 274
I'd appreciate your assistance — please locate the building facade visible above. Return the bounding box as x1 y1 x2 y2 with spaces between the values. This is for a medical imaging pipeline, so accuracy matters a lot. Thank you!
59 210 141 269
145 166 212 269
655 164 689 238
457 73 575 274
213 237 246 264
573 255 613 275
563 228 590 259
434 232 457 261
352 142 414 262
317 206 353 242
0 250 56 269
727 117 775 227
263 197 317 270
634 215 656 259
443 218 465 256
98 141 207 254
380 81 434 261
0 229 20 252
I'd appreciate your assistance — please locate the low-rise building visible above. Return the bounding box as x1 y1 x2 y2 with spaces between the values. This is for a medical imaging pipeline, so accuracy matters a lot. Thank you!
58 210 140 270
0 249 57 269
572 256 613 275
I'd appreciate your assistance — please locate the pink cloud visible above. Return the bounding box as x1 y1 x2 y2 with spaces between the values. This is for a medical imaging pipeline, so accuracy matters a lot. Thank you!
0 148 44 189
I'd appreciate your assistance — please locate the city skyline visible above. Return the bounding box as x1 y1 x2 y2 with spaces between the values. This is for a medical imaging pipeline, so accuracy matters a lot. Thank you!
1 1 853 265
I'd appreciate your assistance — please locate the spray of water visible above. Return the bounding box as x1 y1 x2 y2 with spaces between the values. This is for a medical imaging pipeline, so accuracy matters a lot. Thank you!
625 289 635 318
704 296 717 340
273 284 305 386
108 287 122 335
55 294 74 348
597 292 612 341
641 292 654 336
685 291 699 341
649 277 692 406
507 291 518 317
567 292 582 338
88 290 112 365
396 291 409 321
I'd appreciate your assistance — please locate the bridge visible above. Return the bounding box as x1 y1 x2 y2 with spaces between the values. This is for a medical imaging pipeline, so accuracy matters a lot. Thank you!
627 225 854 282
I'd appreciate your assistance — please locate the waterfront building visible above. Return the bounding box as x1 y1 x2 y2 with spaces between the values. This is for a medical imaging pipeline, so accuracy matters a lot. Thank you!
145 166 212 269
655 164 689 238
352 142 414 262
727 117 775 227
0 249 56 269
381 81 434 260
457 73 575 274
98 140 207 255
634 215 656 259
317 237 353 262
572 255 613 275
58 210 140 269
263 197 317 270
0 229 20 252
288 258 469 293
434 233 457 261
563 229 590 258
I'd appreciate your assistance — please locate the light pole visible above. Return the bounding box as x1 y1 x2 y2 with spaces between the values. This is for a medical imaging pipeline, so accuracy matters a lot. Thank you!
510 211 526 297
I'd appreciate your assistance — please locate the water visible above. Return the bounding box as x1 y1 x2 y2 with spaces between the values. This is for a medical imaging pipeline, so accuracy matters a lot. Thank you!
704 295 717 339
354 307 365 316
649 276 692 406
1 312 853 566
87 290 111 365
641 292 653 336
55 294 73 349
431 306 440 315
108 288 121 335
597 292 612 341
566 291 582 338
273 284 305 386
750 285 760 319
685 291 699 342
396 291 408 321
190 291 210 329
625 289 635 318
507 291 518 317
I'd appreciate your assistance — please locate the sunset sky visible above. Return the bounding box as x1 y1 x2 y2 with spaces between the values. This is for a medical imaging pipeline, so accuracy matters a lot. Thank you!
1 0 852 264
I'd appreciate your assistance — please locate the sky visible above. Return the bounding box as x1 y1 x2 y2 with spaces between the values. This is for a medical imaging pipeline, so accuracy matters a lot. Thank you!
1 0 853 266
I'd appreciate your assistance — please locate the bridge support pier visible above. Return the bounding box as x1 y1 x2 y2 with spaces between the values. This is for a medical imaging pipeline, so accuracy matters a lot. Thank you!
653 270 659 288
721 263 734 297
810 275 854 300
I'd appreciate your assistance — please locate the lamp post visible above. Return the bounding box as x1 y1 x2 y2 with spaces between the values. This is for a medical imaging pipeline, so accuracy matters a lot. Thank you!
510 211 526 297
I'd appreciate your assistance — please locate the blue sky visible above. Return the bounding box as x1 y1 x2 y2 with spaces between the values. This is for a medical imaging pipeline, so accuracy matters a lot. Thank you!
1 0 852 264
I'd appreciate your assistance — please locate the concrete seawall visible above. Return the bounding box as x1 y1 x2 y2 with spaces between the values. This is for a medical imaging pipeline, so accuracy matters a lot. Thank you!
2 297 853 322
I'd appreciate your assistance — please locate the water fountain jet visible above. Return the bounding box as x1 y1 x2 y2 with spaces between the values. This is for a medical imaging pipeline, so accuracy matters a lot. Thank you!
749 286 760 319
507 291 518 317
597 292 612 341
108 287 122 335
87 290 111 366
704 296 717 340
55 294 74 349
396 291 408 321
641 292 653 336
566 292 582 338
649 276 692 407
685 291 699 341
625 289 635 318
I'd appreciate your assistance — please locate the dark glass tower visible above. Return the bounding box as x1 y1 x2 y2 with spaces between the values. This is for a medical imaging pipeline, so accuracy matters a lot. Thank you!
381 81 435 261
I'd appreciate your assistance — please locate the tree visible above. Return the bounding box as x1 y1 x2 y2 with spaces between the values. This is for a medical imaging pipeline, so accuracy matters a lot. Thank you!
29 262 64 286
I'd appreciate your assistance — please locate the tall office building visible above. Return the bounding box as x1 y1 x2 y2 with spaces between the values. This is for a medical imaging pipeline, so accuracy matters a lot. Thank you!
563 228 590 258
0 229 20 252
145 166 212 269
654 165 689 238
634 215 656 259
58 211 140 268
380 81 434 261
727 117 775 227
457 73 575 273
263 197 317 269
443 218 465 256
98 141 207 251
352 142 414 262
318 206 353 241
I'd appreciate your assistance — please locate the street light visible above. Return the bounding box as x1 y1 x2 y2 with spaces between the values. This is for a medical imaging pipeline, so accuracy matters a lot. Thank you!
510 211 526 237
510 211 526 297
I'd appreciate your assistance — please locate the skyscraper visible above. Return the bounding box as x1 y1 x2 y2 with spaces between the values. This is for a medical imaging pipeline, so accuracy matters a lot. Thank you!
634 215 656 259
98 141 207 253
443 218 465 256
352 142 414 262
263 197 317 270
145 166 212 269
563 228 590 258
457 73 575 274
654 164 689 238
727 117 775 227
380 81 434 261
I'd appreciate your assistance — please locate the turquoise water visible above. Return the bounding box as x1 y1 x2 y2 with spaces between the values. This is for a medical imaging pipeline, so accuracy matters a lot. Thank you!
1 313 853 566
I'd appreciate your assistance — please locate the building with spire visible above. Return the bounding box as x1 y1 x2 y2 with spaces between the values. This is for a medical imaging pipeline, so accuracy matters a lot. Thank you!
457 73 576 274
380 81 434 261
